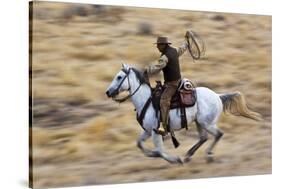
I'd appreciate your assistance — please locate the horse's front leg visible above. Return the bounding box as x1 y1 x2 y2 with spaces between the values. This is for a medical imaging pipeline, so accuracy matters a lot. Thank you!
137 131 157 157
151 130 183 164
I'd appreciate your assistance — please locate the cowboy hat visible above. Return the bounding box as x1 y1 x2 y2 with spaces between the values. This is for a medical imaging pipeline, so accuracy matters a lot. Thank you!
154 36 172 44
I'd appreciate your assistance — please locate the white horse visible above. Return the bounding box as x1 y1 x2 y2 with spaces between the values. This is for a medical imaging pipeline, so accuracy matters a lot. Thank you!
105 64 261 164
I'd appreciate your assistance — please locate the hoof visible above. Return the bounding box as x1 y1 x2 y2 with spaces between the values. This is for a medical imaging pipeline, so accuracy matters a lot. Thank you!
206 153 214 163
169 156 183 165
176 157 184 165
145 150 161 158
184 156 192 163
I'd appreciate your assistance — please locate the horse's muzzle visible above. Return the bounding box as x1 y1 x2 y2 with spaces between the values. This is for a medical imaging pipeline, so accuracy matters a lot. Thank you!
105 89 118 98
105 90 112 97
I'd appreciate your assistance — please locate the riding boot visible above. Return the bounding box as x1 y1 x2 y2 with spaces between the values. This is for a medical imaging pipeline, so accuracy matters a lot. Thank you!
154 104 169 136
155 81 179 136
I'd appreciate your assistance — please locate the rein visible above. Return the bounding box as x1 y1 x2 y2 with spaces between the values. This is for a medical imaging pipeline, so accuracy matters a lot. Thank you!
113 68 142 103
113 67 152 131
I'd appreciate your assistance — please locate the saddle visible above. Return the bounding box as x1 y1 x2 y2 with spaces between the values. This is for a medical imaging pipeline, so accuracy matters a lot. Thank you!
136 78 197 148
136 78 197 133
151 79 197 110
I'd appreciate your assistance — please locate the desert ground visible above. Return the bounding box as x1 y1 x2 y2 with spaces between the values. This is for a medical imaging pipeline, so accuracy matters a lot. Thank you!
30 2 271 188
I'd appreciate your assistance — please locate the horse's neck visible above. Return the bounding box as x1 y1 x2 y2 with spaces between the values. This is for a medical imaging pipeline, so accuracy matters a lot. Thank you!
129 74 151 115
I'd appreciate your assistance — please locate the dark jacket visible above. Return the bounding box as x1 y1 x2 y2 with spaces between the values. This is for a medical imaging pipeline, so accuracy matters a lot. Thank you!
161 45 181 82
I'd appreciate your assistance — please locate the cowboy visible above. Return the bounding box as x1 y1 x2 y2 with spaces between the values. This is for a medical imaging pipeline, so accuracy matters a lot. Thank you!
144 35 189 136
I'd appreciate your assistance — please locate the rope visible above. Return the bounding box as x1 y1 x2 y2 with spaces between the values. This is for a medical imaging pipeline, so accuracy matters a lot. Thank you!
185 30 206 60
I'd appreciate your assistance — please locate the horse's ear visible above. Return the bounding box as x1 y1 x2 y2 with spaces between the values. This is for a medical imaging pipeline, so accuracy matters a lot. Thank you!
122 63 129 70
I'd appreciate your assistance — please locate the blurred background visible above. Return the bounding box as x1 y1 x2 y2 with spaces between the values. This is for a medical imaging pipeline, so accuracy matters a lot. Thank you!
30 1 271 188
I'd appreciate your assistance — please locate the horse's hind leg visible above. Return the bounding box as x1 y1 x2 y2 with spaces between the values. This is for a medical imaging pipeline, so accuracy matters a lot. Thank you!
204 124 224 162
184 121 208 163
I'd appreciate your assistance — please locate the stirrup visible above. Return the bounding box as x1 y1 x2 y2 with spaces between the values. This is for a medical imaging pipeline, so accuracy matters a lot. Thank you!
153 128 168 136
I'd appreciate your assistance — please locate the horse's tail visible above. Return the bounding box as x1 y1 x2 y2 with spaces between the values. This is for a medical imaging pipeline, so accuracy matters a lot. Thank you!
219 91 262 121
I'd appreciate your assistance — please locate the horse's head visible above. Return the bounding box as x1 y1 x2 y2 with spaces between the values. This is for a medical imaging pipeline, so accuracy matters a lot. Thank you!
105 64 131 99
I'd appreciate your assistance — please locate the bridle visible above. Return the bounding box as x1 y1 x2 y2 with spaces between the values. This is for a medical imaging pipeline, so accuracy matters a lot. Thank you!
112 68 142 103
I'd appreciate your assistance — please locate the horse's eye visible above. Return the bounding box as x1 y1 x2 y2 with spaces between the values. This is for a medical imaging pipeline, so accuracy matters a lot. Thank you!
117 76 122 80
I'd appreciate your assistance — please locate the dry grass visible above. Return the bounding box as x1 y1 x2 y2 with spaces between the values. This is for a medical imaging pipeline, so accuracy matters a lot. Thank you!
30 2 271 188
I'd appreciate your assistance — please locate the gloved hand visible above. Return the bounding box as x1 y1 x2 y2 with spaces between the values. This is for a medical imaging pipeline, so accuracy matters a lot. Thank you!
143 68 148 77
184 31 190 49
185 30 190 40
142 68 150 84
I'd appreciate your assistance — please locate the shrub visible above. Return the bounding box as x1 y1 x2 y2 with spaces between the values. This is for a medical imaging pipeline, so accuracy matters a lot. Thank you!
137 22 153 35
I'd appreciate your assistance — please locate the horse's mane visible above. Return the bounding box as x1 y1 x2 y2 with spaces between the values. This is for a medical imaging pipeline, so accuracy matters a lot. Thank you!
131 67 150 86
